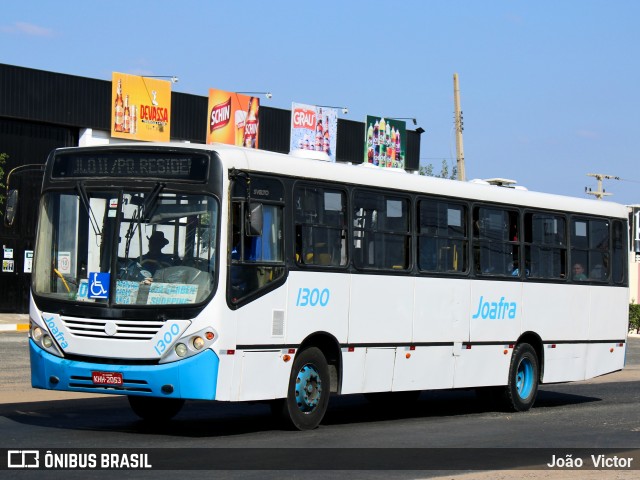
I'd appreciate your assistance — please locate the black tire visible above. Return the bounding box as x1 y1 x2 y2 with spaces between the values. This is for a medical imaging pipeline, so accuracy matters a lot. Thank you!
504 343 539 412
128 395 185 421
279 347 330 430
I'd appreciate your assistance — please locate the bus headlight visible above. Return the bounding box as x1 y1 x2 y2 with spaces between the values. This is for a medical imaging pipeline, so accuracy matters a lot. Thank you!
42 335 53 348
192 336 205 350
175 343 188 357
158 327 218 364
32 326 43 342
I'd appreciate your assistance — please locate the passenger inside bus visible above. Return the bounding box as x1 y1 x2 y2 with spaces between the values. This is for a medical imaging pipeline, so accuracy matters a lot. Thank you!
590 259 608 281
572 262 587 281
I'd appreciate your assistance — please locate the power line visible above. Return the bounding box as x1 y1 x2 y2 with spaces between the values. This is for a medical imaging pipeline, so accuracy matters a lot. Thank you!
618 177 640 184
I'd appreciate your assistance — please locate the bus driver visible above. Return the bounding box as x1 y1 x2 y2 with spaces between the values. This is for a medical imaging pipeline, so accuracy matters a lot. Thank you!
142 231 173 274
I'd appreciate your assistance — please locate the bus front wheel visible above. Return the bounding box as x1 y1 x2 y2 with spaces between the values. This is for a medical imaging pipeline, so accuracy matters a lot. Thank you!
278 347 330 430
128 395 185 422
505 343 539 412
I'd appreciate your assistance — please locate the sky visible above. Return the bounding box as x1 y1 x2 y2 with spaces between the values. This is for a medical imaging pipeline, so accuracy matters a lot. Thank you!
2 0 639 205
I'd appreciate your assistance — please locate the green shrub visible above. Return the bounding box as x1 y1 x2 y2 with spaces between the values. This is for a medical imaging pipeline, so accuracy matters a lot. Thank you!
629 303 640 333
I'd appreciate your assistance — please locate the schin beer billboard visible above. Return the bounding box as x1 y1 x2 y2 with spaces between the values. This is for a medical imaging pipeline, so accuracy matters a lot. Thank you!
207 89 260 148
111 72 172 142
364 116 407 169
289 103 338 162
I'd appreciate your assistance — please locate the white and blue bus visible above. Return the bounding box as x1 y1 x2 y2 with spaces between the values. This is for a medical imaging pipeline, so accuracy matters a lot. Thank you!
21 143 629 430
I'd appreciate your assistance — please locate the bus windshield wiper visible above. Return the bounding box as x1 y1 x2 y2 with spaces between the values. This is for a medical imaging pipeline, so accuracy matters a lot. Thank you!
142 182 165 222
76 181 102 239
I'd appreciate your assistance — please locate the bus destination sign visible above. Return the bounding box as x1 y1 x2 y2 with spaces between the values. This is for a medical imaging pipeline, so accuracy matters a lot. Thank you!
52 152 209 181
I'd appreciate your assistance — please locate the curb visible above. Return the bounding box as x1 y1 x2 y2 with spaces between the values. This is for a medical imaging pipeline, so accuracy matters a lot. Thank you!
0 324 29 333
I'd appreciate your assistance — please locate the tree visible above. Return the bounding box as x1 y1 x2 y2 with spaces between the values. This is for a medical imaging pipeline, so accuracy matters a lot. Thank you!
419 159 458 180
629 303 640 334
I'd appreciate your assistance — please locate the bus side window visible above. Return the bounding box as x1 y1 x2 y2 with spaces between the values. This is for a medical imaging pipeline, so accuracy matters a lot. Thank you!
473 207 518 276
524 212 566 280
570 218 609 283
418 199 467 273
353 191 410 271
294 186 347 267
229 200 284 303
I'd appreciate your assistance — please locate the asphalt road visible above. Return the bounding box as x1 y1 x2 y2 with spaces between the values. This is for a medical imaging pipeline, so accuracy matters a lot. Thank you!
0 334 639 479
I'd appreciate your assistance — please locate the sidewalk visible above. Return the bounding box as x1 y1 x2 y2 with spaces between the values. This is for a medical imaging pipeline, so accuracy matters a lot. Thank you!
0 313 29 333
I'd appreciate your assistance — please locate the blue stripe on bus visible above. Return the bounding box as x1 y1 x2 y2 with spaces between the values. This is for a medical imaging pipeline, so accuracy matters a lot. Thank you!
29 339 219 400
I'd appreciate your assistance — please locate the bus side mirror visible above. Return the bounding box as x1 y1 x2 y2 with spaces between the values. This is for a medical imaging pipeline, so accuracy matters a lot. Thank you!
4 189 18 227
246 203 263 237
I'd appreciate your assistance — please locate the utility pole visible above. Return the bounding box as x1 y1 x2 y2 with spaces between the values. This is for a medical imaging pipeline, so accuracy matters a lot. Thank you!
453 73 466 181
585 173 619 200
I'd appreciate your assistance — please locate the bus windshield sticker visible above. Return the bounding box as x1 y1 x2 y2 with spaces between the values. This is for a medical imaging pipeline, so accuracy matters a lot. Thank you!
147 283 198 305
87 272 110 299
387 200 402 217
115 281 140 305
324 192 342 211
448 208 462 227
75 279 95 302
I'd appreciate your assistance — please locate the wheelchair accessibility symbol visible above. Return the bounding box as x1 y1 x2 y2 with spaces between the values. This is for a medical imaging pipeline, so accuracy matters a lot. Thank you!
88 272 110 299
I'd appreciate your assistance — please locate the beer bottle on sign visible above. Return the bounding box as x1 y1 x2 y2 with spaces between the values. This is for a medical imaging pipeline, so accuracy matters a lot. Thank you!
130 105 137 135
324 115 330 141
373 120 379 146
114 79 124 132
123 95 130 133
390 127 396 161
324 115 331 154
378 118 386 165
315 119 323 151
316 109 324 142
243 97 259 148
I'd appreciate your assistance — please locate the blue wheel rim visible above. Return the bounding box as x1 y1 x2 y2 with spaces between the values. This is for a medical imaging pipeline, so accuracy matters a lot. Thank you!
295 363 322 413
516 357 534 399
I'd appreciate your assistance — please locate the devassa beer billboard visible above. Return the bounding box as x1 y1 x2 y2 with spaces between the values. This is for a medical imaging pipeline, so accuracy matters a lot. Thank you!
364 116 406 169
207 89 260 148
111 72 171 142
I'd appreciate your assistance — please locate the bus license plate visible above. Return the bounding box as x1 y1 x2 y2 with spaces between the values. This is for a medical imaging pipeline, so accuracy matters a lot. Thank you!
92 371 123 385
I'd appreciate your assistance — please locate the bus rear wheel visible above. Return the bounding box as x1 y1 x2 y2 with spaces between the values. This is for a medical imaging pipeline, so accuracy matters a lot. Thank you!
277 347 330 430
128 395 185 421
505 343 539 412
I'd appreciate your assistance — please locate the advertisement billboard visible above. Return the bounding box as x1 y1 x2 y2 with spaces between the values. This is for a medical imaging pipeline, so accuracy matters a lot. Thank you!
364 116 406 169
207 89 260 148
111 72 171 142
290 103 338 162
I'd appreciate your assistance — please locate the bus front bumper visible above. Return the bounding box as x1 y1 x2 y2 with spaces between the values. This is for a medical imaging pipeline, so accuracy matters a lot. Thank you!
29 339 219 400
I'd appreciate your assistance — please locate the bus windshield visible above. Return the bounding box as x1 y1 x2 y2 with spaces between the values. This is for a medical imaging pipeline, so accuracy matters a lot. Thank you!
33 188 218 306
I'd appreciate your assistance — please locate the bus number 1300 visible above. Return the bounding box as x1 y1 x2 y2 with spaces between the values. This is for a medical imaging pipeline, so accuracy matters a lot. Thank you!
295 288 330 307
